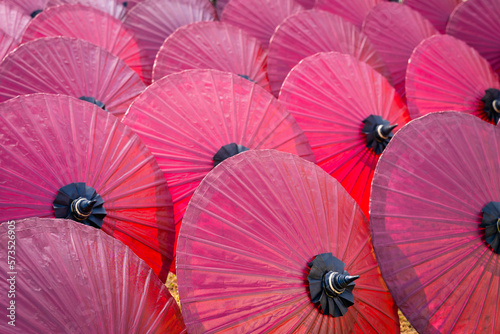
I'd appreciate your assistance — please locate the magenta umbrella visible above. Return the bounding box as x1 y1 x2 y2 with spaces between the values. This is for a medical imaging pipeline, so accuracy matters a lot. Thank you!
268 9 390 97
362 2 438 101
153 21 269 90
177 149 399 333
0 37 145 118
0 217 185 333
315 0 385 29
447 0 500 75
403 0 461 33
123 0 216 84
220 0 304 48
406 34 500 124
371 111 500 333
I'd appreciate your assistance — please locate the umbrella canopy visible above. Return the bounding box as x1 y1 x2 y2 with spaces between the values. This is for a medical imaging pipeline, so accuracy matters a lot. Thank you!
362 2 438 101
279 51 410 217
406 34 500 125
296 0 314 8
21 4 145 81
447 0 500 75
370 111 500 333
268 9 390 97
177 149 399 333
0 1 30 60
152 21 269 90
402 0 461 33
0 30 16 61
220 0 304 48
0 217 185 333
123 69 314 273
0 36 145 118
123 0 216 84
48 0 127 19
315 0 385 29
2 0 49 17
0 94 175 282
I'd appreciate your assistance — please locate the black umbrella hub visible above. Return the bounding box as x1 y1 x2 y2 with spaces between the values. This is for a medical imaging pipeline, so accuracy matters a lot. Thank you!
79 96 108 112
481 201 500 254
481 89 500 124
362 115 397 155
213 143 249 168
30 9 43 18
308 253 359 318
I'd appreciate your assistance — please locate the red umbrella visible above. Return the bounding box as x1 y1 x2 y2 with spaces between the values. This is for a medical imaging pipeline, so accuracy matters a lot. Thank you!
220 0 304 48
315 0 385 29
268 9 390 97
122 69 314 273
123 0 216 84
0 217 185 333
406 34 500 125
447 0 500 75
176 149 399 333
362 2 438 101
0 94 175 282
153 21 269 90
370 111 500 333
402 0 461 33
0 37 145 119
279 51 410 218
21 4 146 81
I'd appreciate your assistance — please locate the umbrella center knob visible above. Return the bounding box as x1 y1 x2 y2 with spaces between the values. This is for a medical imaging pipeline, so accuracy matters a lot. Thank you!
480 201 500 254
30 9 43 18
79 96 107 112
481 89 500 124
213 143 249 168
70 197 96 221
362 115 398 155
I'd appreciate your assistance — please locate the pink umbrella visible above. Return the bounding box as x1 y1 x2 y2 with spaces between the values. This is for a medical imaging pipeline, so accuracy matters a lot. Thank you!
0 37 145 118
2 0 49 17
220 0 304 48
212 0 228 18
370 111 500 333
123 0 216 84
0 94 175 282
403 0 461 33
279 51 410 217
177 149 399 333
447 0 500 75
123 69 314 273
0 217 185 333
363 2 438 101
153 21 269 90
47 0 127 19
0 31 17 60
315 0 385 29
296 0 314 9
406 34 500 124
21 4 146 81
0 1 30 60
268 9 390 97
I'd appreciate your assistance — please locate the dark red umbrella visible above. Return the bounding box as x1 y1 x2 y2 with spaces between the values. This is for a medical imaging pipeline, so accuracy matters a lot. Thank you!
176 149 399 333
403 0 461 33
406 34 500 125
153 21 269 90
220 0 304 48
279 51 410 218
362 2 438 101
122 69 314 273
315 0 385 28
123 0 216 84
0 37 145 119
268 9 391 97
370 111 500 333
0 217 185 333
447 0 500 75
0 94 175 282
21 4 146 81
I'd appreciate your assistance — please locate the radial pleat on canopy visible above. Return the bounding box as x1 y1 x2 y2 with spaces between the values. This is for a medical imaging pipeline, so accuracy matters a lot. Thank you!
0 218 186 333
220 0 304 48
315 0 385 29
21 4 146 80
268 9 390 97
406 34 500 125
0 37 145 118
152 21 269 90
402 0 461 33
0 94 175 282
122 69 314 273
362 2 438 101
0 31 16 60
176 149 399 333
279 52 410 217
123 0 216 84
447 0 500 75
370 111 500 333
